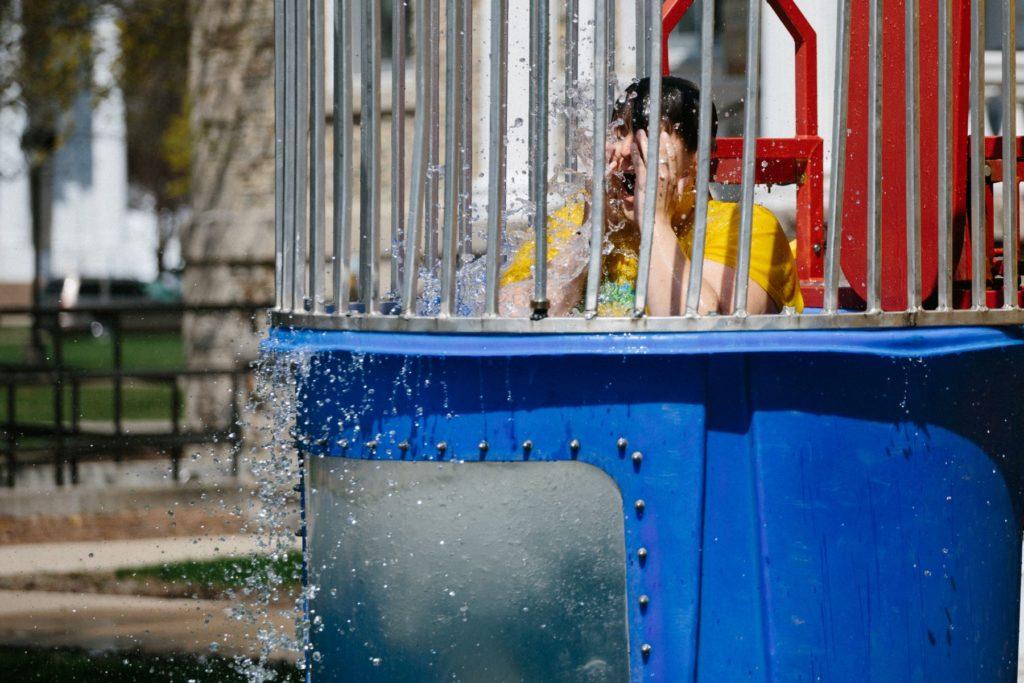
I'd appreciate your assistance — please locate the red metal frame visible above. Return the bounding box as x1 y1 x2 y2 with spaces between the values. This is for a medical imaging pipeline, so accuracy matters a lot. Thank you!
661 0 826 304
976 135 1024 308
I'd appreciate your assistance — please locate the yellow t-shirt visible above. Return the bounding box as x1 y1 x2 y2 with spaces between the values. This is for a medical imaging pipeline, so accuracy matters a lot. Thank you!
501 199 804 314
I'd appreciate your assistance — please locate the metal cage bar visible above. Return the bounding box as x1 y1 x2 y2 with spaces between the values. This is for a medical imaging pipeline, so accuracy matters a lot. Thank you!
459 2 474 257
866 0 883 312
359 0 383 312
484 0 508 317
969 0 987 309
333 0 355 313
937 0 954 310
441 0 465 316
425 0 440 271
1004 0 1019 309
310 0 327 313
584 0 611 317
529 0 551 316
823 0 851 314
294 0 310 311
274 0 286 310
564 0 580 175
684 0 716 316
401 0 430 315
905 0 922 311
733 0 762 315
633 0 663 317
390 0 407 299
283 0 297 309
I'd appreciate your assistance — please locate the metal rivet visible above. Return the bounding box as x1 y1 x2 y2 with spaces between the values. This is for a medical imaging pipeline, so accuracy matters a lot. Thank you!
522 440 533 452
315 438 328 447
398 441 409 452
641 643 652 659
478 440 489 452
637 547 648 563
436 441 448 454
338 438 349 449
365 440 378 450
617 437 628 450
632 451 643 466
634 499 646 514
569 439 581 453
639 594 650 609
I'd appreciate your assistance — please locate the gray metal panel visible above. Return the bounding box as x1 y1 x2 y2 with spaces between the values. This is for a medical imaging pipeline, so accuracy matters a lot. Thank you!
307 459 629 681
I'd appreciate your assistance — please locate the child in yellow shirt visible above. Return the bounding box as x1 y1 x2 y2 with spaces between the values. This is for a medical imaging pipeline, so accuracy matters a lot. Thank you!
499 77 803 317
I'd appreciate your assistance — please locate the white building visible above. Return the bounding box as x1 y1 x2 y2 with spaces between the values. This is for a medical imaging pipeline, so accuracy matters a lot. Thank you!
0 13 158 306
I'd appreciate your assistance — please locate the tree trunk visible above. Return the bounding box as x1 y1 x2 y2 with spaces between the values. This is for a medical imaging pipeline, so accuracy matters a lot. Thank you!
27 143 55 363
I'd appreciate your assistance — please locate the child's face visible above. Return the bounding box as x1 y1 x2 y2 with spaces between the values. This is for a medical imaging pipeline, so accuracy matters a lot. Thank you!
605 124 697 225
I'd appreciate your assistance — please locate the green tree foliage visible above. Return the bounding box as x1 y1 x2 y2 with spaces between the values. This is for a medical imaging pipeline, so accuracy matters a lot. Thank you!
115 0 191 210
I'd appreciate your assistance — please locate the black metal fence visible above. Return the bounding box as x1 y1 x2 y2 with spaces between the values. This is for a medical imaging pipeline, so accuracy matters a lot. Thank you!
0 303 269 487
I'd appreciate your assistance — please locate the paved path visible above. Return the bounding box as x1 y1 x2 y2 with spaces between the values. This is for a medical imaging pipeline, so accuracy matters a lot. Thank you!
0 589 295 660
0 534 291 576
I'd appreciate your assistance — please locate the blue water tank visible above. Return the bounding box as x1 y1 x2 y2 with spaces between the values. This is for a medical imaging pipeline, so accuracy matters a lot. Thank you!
270 326 1024 681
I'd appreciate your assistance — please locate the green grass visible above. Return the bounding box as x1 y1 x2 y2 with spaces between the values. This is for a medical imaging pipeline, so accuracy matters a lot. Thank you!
0 326 184 425
115 551 303 591
0 328 185 371
0 646 301 682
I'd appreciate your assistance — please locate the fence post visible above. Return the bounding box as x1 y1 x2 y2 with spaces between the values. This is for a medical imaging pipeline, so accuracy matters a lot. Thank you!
111 315 124 462
171 376 182 483
230 371 241 477
69 375 80 484
4 383 14 488
52 323 65 486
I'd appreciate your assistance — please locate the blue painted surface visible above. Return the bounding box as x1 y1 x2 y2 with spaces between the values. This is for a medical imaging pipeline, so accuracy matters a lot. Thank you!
270 326 1024 681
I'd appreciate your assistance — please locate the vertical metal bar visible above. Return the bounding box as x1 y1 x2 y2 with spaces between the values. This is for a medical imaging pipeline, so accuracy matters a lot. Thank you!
459 1 474 256
866 0 883 312
390 0 407 299
824 0 852 313
402 0 430 314
684 0 716 315
937 0 954 310
607 1 616 107
969 0 987 308
633 0 663 316
310 0 327 312
733 0 761 315
530 0 551 316
333 0 355 312
425 0 440 270
360 0 383 312
906 0 922 310
564 0 579 175
1003 0 1019 308
484 0 509 317
584 0 610 316
294 0 310 311
283 0 296 310
441 0 464 316
635 0 648 77
274 0 286 309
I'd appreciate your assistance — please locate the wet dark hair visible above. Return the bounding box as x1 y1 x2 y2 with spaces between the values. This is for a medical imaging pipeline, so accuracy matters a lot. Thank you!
611 76 717 152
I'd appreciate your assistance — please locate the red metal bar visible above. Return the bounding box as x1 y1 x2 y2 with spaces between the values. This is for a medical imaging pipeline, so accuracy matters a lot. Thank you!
661 0 817 135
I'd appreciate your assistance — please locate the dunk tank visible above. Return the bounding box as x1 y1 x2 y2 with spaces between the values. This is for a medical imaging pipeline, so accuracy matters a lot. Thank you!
268 0 1024 679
